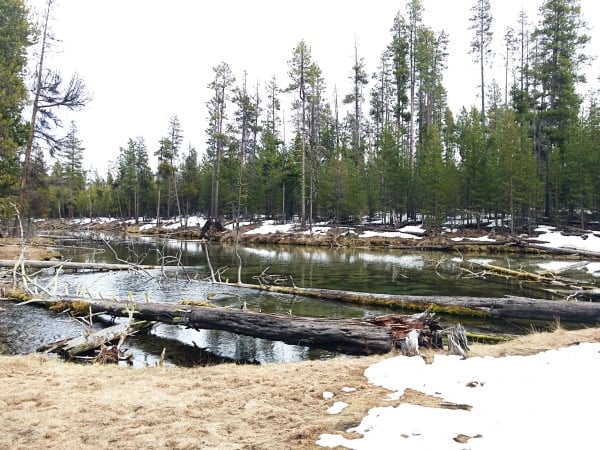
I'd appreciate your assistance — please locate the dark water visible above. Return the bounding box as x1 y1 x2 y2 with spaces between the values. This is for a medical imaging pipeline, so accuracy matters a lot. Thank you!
1 232 597 366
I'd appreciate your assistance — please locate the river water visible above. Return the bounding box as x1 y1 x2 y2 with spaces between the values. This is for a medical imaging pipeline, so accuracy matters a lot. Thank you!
1 232 596 367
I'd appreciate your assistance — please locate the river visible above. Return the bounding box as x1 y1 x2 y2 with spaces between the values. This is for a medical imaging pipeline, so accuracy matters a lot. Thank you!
1 232 596 367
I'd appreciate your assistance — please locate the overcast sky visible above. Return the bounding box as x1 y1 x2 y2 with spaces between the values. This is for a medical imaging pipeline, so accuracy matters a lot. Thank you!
26 0 600 176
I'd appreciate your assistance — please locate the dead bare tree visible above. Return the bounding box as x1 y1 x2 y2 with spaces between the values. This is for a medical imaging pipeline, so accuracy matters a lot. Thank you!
17 0 90 225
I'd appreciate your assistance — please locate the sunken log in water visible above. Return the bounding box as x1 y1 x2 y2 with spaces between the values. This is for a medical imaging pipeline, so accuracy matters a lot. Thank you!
222 282 600 324
32 297 448 356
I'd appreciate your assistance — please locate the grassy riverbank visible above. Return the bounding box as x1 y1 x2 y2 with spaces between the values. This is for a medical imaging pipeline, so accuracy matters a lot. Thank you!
1 326 598 449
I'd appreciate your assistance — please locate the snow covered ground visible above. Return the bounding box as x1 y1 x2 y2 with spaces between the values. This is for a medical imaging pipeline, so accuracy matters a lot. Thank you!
317 343 600 449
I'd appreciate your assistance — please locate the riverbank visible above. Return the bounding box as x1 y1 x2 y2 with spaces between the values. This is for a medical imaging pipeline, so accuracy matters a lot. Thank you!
1 326 598 449
31 216 565 253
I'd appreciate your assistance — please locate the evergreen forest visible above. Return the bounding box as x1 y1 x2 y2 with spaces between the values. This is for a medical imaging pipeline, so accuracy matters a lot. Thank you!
2 0 599 234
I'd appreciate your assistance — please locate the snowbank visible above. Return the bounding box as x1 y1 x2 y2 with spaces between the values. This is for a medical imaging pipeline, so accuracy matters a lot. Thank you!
318 343 600 449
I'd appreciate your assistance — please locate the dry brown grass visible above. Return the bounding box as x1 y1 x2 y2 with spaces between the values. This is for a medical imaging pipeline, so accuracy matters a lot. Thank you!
0 238 60 261
467 325 600 357
1 326 599 449
0 353 387 450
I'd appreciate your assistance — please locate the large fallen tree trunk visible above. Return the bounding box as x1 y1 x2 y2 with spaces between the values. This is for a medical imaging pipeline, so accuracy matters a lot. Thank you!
30 297 446 356
458 260 600 301
222 282 600 324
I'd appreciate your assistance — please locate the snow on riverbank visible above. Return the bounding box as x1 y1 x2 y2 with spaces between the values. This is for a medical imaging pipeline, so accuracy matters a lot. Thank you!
69 216 600 250
317 343 600 449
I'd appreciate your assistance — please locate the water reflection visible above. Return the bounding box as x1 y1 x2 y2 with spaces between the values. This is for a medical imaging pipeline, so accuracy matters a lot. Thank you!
151 325 319 364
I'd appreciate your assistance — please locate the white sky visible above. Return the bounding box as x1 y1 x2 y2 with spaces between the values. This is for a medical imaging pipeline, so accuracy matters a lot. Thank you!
25 0 600 176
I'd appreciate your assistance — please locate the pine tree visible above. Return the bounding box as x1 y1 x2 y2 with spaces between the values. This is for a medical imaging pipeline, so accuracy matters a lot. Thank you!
376 10 411 156
560 100 599 227
343 39 368 166
286 40 313 228
166 115 183 217
531 0 589 218
252 77 283 219
469 0 493 130
28 146 51 218
55 121 85 218
0 0 29 204
441 108 461 222
487 107 540 232
415 28 449 137
179 145 200 220
503 27 517 106
510 9 532 120
231 72 261 221
305 61 326 228
206 62 235 220
118 137 154 222
416 126 444 232
374 124 406 225
456 108 488 226
406 0 424 159
152 116 183 220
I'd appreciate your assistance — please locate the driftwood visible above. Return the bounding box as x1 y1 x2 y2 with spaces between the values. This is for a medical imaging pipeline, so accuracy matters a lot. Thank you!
39 320 150 358
516 240 600 259
30 297 451 356
0 259 166 272
220 282 600 324
463 261 600 301
467 261 592 287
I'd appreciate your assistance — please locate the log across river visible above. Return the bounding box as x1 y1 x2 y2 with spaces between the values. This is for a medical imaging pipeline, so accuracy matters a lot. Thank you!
223 282 600 325
32 297 445 356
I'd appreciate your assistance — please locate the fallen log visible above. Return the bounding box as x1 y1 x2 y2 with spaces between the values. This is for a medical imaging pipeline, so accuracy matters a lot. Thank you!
467 261 591 287
29 297 447 356
221 282 600 324
464 261 600 301
515 241 600 258
39 320 150 358
0 259 167 272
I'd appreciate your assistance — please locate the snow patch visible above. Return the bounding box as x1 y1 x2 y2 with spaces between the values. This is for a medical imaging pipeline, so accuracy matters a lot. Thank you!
326 402 349 415
318 344 600 449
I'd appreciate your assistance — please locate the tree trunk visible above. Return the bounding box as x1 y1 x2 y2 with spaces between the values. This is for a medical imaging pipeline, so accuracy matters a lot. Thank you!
16 0 51 223
34 297 444 356
39 320 150 358
223 282 600 324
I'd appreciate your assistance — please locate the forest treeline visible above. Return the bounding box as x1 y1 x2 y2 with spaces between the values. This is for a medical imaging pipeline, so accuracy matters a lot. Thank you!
1 0 599 234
